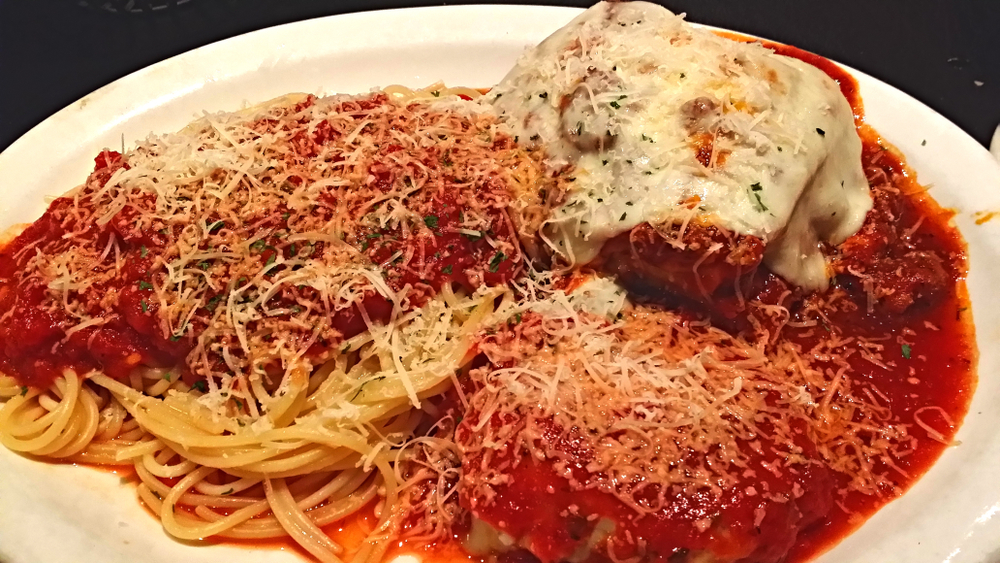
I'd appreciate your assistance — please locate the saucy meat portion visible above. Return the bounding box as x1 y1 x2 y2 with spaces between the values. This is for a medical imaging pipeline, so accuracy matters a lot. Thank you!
597 221 765 310
830 147 954 318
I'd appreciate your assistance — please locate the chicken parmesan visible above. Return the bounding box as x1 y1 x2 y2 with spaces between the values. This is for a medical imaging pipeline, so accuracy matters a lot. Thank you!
493 2 871 307
0 4 976 563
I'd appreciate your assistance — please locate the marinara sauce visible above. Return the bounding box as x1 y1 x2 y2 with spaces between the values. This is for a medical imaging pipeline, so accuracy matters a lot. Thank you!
766 40 975 561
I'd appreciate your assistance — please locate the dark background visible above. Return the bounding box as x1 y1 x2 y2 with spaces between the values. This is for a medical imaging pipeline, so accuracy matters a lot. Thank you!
1 0 998 153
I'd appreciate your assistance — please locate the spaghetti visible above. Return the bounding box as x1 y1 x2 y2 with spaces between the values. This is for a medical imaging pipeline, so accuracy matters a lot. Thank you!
1 286 499 563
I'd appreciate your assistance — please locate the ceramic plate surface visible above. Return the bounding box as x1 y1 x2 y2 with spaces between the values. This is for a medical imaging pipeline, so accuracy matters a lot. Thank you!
1 6 999 563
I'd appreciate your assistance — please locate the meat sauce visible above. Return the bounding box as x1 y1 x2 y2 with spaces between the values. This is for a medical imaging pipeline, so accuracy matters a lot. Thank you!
457 397 838 563
0 95 522 390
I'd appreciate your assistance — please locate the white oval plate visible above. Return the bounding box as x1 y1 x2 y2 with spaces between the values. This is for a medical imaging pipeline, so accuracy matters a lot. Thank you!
1 6 999 563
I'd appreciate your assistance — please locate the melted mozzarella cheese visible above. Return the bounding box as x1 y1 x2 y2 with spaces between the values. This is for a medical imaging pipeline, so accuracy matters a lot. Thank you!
490 1 871 290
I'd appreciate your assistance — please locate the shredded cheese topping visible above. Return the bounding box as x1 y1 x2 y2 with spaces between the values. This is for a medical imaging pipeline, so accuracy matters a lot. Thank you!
454 274 914 517
6 91 551 423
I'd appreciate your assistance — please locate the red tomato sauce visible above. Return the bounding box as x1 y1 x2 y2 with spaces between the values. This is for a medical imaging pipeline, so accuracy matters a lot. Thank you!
0 94 523 390
0 153 183 388
458 408 838 563
764 40 976 561
782 133 975 562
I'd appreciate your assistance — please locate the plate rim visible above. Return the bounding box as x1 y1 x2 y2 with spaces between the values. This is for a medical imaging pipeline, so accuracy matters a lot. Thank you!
2 4 996 169
1 5 999 563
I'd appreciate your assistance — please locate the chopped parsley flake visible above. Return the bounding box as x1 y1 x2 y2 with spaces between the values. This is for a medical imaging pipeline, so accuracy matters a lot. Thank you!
191 380 207 392
250 239 267 252
141 300 148 313
488 251 506 273
140 245 148 258
749 184 767 211
205 296 223 312
20 386 28 396
901 344 912 359
424 215 439 229
441 264 453 274
138 281 153 291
